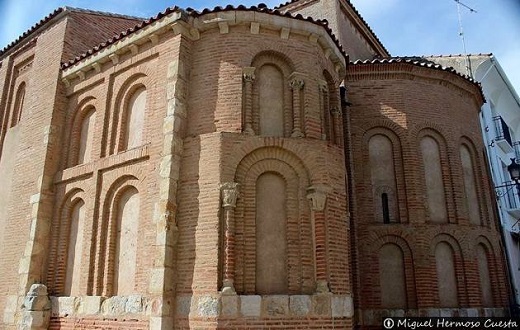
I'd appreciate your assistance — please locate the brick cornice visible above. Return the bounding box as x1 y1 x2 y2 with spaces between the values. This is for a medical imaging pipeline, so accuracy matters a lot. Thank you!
347 62 485 108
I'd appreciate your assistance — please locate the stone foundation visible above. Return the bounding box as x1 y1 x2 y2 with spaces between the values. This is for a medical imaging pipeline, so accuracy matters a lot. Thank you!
176 293 353 319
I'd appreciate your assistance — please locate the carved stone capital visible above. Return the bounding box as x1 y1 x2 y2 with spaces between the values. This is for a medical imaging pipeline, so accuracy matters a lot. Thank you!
307 184 332 211
290 78 305 90
318 80 328 92
243 67 256 82
220 182 240 209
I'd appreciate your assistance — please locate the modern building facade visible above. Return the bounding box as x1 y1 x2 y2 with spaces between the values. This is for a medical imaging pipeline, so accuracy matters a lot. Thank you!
0 1 511 329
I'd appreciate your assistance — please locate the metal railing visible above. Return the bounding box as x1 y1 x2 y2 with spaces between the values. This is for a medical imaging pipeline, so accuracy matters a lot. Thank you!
496 182 520 210
493 116 513 147
513 141 520 160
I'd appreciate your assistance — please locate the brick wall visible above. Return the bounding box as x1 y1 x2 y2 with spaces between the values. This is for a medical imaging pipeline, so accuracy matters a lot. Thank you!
346 62 509 326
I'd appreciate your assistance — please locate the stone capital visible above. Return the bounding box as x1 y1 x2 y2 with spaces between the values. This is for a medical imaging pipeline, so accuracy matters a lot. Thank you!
289 72 306 90
290 79 305 90
242 67 256 82
318 79 328 92
220 182 240 209
306 184 332 212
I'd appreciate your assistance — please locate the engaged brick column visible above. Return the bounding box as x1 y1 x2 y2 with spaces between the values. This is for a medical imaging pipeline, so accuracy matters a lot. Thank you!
242 67 255 135
307 184 332 294
220 182 240 295
289 73 305 138
318 80 329 141
331 108 343 146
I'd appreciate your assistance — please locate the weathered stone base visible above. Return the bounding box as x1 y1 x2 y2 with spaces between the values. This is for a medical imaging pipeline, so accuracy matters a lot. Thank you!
49 295 153 329
175 293 354 329
21 311 50 330
358 308 509 326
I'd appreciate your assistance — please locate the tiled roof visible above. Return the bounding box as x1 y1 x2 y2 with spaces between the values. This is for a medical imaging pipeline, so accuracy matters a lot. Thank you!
62 4 347 69
276 0 390 56
0 7 65 58
351 57 485 99
426 53 493 58
62 6 182 69
0 7 142 59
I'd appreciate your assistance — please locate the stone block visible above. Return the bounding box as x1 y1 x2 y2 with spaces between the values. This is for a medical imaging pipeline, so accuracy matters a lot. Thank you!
483 308 493 317
331 295 353 317
57 297 76 317
426 308 440 317
406 309 419 317
263 295 288 317
289 295 311 316
126 295 143 314
221 295 238 317
466 308 479 317
149 269 165 293
312 294 331 316
197 296 219 317
331 295 345 317
240 295 261 317
440 308 453 317
78 296 103 314
176 296 191 316
493 308 505 317
21 310 50 330
101 296 127 315
389 309 405 317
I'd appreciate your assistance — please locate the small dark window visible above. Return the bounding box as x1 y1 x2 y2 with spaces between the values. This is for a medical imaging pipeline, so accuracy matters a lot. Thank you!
382 193 390 224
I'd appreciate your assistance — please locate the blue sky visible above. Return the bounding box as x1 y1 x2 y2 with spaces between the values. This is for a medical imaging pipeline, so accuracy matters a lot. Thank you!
1 0 519 92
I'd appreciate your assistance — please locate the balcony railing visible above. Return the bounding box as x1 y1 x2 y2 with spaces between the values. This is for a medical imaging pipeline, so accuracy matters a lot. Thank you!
496 182 520 217
493 116 514 153
513 141 520 161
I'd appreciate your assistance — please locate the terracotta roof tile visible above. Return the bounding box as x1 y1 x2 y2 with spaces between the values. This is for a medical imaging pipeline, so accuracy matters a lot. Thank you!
61 6 181 69
0 7 65 58
351 57 485 100
0 7 143 59
62 4 348 69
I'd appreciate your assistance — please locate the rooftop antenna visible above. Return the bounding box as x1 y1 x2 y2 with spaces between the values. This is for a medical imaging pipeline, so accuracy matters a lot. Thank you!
454 0 477 77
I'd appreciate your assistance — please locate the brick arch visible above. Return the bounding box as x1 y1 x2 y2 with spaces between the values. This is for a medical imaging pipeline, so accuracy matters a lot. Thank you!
109 73 152 155
362 126 408 223
416 127 456 224
95 174 141 296
47 187 86 295
10 81 26 127
233 147 313 294
250 51 295 137
251 50 295 75
459 136 488 226
321 70 341 143
69 103 98 167
474 236 503 306
235 146 310 183
371 235 417 309
430 233 468 306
